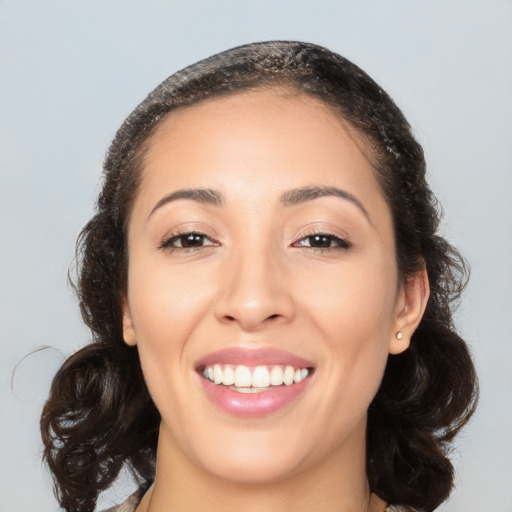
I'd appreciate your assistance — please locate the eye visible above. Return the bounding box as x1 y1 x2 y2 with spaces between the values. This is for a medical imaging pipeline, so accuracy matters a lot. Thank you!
293 233 350 251
159 231 218 252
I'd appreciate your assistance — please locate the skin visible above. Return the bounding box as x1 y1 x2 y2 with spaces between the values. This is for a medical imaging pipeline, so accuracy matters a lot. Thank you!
122 90 429 512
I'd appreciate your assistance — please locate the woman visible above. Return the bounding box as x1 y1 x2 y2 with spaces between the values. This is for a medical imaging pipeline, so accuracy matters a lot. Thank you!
41 41 478 512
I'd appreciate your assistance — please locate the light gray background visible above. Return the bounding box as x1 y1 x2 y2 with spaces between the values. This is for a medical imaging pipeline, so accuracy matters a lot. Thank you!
1 1 511 511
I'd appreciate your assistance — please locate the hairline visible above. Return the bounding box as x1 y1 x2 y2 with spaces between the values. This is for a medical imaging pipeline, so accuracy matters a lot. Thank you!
119 82 402 289
133 83 386 209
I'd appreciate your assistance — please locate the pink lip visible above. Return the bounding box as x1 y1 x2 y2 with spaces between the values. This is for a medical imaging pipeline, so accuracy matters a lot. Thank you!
195 347 314 369
199 376 311 417
195 347 314 417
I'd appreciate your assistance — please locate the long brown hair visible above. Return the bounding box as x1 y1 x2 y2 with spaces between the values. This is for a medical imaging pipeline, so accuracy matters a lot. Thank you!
41 41 478 512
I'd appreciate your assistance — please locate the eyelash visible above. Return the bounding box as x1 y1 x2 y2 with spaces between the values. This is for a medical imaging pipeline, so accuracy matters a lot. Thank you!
159 231 219 253
291 232 351 252
158 230 351 253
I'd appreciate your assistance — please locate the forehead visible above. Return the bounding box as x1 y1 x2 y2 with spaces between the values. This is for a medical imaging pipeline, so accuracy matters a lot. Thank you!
129 89 394 246
150 89 368 153
141 90 381 195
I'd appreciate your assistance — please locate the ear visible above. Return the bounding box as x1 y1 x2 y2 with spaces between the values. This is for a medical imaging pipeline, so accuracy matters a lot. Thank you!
121 295 137 346
389 267 430 355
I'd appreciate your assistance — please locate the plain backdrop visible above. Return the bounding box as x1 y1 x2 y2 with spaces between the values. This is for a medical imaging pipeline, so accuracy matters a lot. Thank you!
1 1 511 511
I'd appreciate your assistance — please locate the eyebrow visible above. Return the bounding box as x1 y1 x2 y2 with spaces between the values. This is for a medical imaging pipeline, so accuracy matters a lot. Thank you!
148 188 224 219
148 185 370 222
280 186 370 220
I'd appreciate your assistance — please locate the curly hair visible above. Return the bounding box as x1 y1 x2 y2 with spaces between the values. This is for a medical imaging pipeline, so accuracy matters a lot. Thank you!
40 41 478 512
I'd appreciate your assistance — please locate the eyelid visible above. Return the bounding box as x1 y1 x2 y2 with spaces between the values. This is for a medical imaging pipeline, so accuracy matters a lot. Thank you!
157 221 220 242
158 229 220 252
291 227 352 251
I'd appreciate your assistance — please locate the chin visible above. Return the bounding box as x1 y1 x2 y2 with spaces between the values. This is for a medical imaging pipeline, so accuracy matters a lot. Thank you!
173 419 315 485
200 447 306 485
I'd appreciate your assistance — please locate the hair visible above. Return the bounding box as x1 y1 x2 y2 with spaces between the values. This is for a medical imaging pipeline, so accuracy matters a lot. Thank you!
41 41 478 512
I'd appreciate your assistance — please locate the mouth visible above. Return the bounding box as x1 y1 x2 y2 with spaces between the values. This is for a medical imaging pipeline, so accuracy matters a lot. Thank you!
195 347 315 417
199 363 312 393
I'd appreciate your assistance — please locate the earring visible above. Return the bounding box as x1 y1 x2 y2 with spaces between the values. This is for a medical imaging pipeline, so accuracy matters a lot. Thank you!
396 331 403 340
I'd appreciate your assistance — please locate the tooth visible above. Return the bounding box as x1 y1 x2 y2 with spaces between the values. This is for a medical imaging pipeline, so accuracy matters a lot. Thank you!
234 365 252 387
283 365 295 385
213 364 223 384
252 366 270 388
269 366 284 386
207 367 214 381
222 365 235 385
294 369 302 383
301 368 309 380
203 368 209 379
235 386 272 394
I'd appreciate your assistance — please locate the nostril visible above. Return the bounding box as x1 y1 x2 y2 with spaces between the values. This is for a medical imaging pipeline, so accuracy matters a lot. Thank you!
223 313 279 324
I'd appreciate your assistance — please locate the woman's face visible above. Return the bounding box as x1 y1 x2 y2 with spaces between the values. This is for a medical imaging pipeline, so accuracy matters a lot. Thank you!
123 90 417 483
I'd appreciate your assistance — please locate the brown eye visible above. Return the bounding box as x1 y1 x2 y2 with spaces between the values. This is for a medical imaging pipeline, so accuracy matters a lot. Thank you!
307 235 334 248
176 233 207 248
159 232 217 251
294 233 350 251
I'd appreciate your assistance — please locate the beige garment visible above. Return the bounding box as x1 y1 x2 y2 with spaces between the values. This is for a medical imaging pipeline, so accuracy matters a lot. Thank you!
101 486 147 512
102 488 403 512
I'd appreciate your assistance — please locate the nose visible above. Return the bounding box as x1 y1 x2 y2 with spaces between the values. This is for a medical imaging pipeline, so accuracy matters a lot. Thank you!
214 247 295 331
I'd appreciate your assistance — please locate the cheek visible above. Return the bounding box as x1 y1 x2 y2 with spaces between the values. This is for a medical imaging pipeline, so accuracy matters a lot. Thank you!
296 254 396 416
128 254 212 336
125 259 214 396
297 250 398 339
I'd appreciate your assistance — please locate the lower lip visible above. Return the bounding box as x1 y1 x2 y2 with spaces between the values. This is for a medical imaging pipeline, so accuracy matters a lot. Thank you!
199 376 311 417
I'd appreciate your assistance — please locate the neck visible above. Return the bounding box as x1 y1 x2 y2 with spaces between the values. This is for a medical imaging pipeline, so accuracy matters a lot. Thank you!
139 421 385 512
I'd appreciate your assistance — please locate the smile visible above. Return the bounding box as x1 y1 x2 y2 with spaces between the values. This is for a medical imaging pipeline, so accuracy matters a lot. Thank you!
195 347 315 416
201 364 311 392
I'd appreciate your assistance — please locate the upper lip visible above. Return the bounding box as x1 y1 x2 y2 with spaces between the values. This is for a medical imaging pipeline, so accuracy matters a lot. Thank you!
195 347 314 370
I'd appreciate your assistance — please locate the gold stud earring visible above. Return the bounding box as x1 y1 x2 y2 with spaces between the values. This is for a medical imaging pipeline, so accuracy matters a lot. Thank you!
396 331 403 340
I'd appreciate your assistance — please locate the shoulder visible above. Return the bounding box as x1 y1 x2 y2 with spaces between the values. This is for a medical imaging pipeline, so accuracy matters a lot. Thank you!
100 490 139 512
370 493 408 512
99 483 150 512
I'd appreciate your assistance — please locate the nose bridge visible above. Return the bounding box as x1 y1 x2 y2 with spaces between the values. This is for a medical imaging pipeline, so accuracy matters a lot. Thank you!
214 237 293 329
